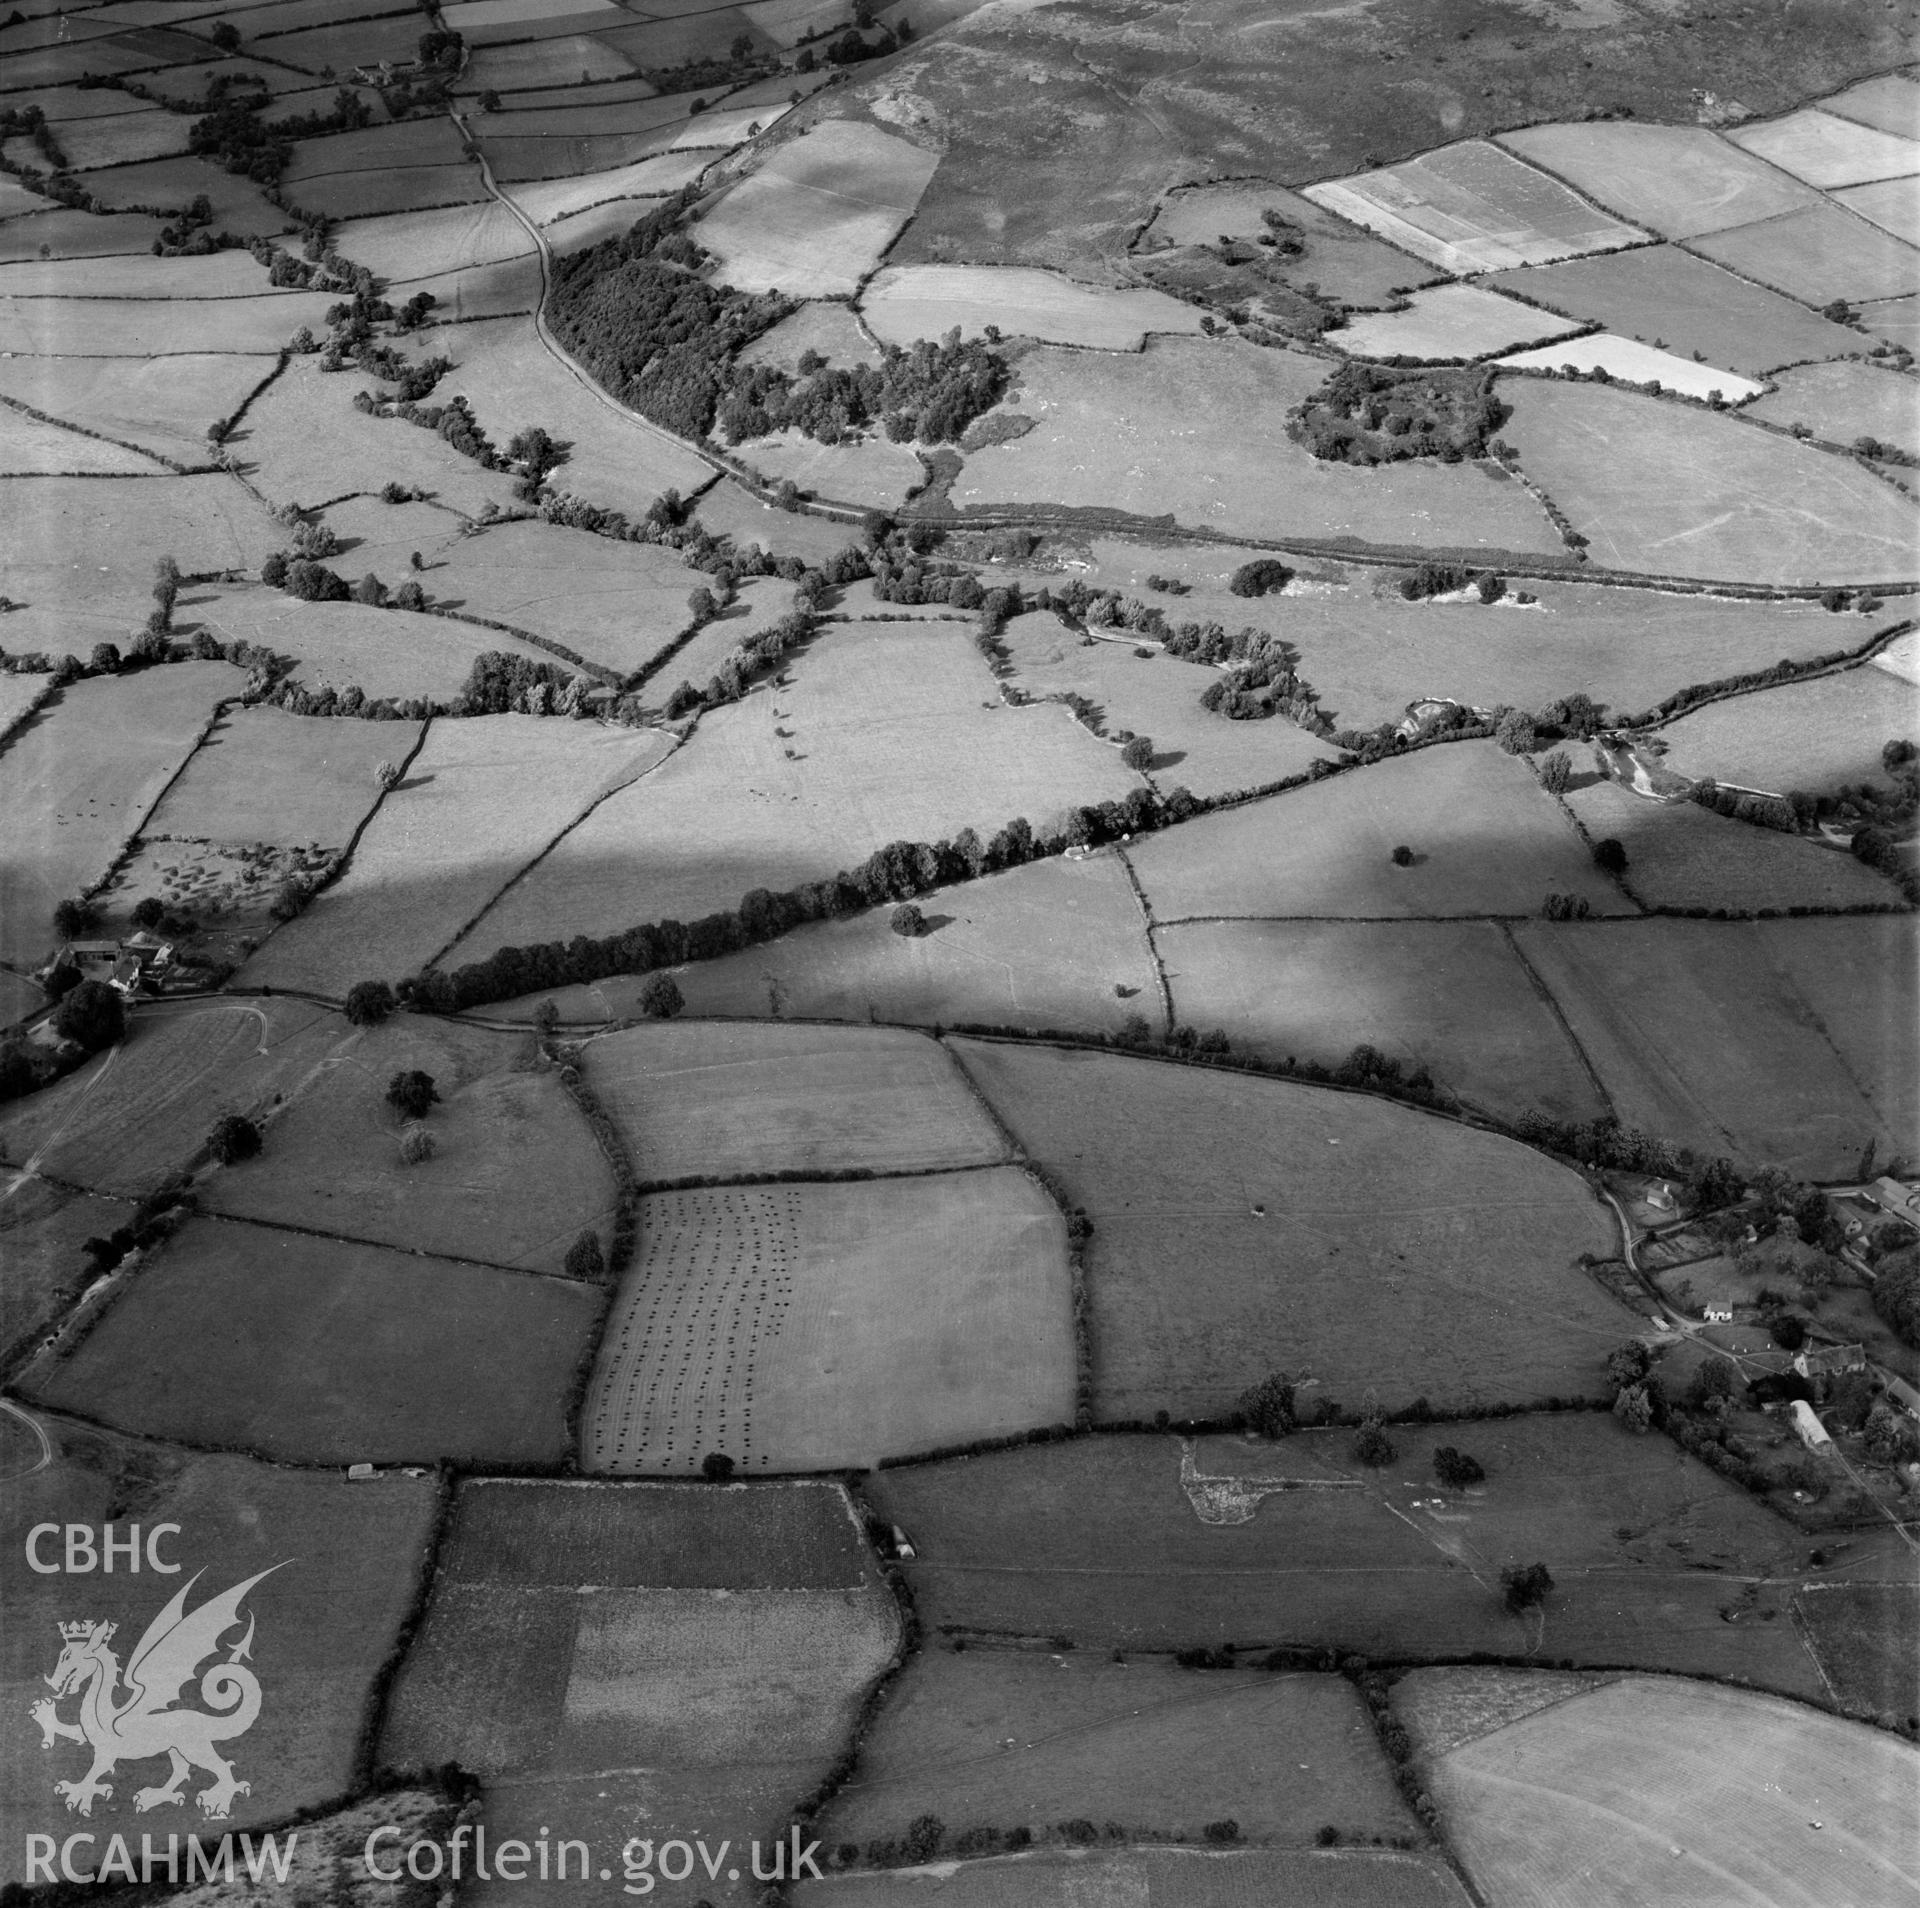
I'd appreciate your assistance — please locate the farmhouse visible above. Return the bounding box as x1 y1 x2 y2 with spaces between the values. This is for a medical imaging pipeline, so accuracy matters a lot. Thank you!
1789 1400 1835 1454
1703 1305 1734 1324
1794 1344 1868 1380
1864 1178 1920 1231
48 934 175 999
1885 1376 1920 1422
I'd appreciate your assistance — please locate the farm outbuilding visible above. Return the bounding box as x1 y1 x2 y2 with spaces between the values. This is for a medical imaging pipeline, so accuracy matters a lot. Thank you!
1789 1400 1835 1454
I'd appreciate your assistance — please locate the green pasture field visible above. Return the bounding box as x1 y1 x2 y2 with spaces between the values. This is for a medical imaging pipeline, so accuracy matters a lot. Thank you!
0 412 165 475
953 338 1561 555
739 299 882 373
0 670 42 734
331 200 535 283
146 704 418 848
470 75 662 110
206 1016 616 1275
819 1651 1414 1855
47 106 188 168
0 998 343 1195
999 611 1338 802
1823 73 1920 138
584 1020 1007 1180
1498 122 1817 239
1126 743 1626 922
1157 918 1606 1128
1498 380 1920 584
0 952 45 1021
1336 284 1579 362
732 427 924 512
193 591 568 702
474 95 683 140
0 352 278 461
1838 174 1920 245
417 515 704 676
74 153 293 241
243 716 673 996
1484 245 1871 376
1691 202 1920 305
1655 665 1919 791
860 265 1203 351
742 0 849 49
379 1480 898 1888
0 1411 438 1884
865 1420 1824 1695
0 209 170 262
638 574 796 691
1305 141 1646 275
425 315 714 518
0 661 243 968
1730 106 1920 189
946 1038 1624 1420
1067 544 1908 734
1748 359 1920 459
28 1213 600 1464
294 166 493 220
459 33 638 89
478 129 670 184
0 1178 130 1366
1511 914 1917 1179
500 130 708 219
1559 775 1901 912
0 287 337 357
546 183 706 255
1864 294 1920 351
1796 1583 1920 1720
0 253 279 300
446 621 1140 967
1416 1674 1920 1908
703 119 939 298
792 1848 1474 1908
1142 180 1427 308
585 1168 1074 1473
695 474 860 561
264 12 441 73
245 354 523 515
596 9 771 69
564 848 1162 1036
281 116 473 182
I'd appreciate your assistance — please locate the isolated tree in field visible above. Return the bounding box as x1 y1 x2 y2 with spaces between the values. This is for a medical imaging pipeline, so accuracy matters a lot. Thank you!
1352 1422 1396 1468
354 573 386 607
1433 1445 1483 1489
398 1123 435 1165
52 897 98 940
1121 734 1155 770
889 902 925 937
53 980 125 1053
686 586 717 624
210 19 239 50
638 972 684 1019
385 1069 438 1120
701 1451 735 1481
1612 1382 1653 1433
479 89 502 112
1501 1562 1553 1613
1538 749 1573 794
565 1231 606 1281
270 874 312 922
260 552 289 587
1592 836 1628 876
1238 1370 1296 1438
207 1113 261 1166
409 550 425 571
376 760 402 790
1390 844 1414 867
1228 558 1292 596
345 979 397 1026
392 580 426 611
0 1041 37 1101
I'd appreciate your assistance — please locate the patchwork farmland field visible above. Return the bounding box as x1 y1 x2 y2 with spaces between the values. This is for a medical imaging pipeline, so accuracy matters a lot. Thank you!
865 1421 1824 1695
1822 73 1920 139
860 265 1204 350
1484 244 1872 376
0 1179 131 1369
0 661 242 967
1335 284 1579 362
947 1039 1623 1420
1497 122 1819 239
819 1652 1415 1854
656 848 1165 1036
1690 202 1920 305
1654 666 1920 792
26 1215 600 1465
1837 174 1920 246
244 717 673 996
1304 141 1645 274
446 622 1141 965
0 352 279 461
1406 1673 1920 1908
1495 334 1762 402
1746 358 1920 459
954 338 1562 554
703 120 939 297
1497 379 1920 583
1127 743 1625 922
584 1020 1007 1180
0 412 167 476
584 1168 1073 1472
1158 918 1605 1128
206 1016 615 1275
1729 107 1920 189
1511 915 1918 1177
0 1414 438 1883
